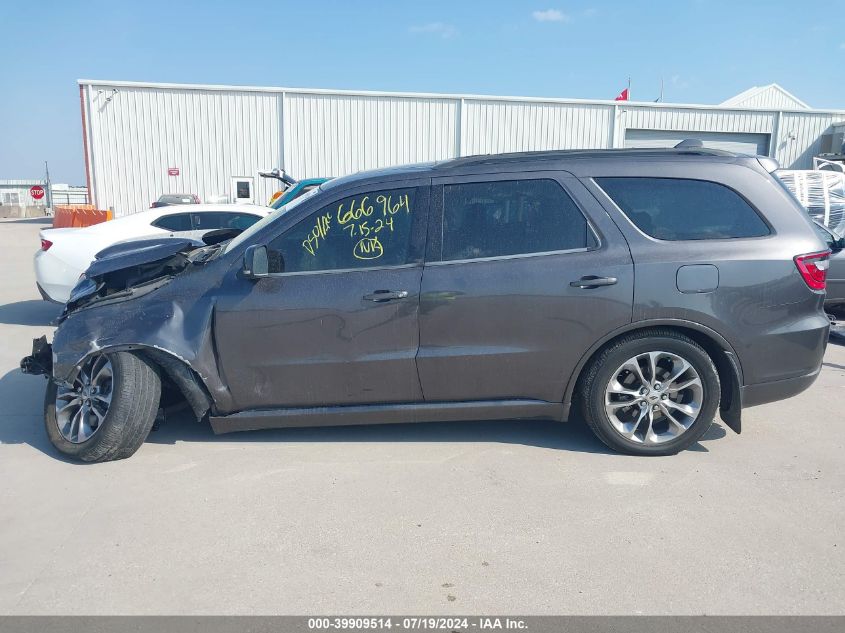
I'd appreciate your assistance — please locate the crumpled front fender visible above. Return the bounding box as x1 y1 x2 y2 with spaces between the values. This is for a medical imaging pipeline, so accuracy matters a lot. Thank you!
51 285 234 413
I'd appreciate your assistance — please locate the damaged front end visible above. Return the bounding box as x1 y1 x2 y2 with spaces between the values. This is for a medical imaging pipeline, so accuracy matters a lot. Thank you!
20 335 53 376
20 235 229 421
61 237 206 319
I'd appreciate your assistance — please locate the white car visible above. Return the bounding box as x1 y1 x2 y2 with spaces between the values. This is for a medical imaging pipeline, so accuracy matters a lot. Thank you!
35 204 272 303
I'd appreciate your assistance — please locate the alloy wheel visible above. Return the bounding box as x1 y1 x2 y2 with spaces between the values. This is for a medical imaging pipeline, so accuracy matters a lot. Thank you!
55 355 114 444
604 351 704 445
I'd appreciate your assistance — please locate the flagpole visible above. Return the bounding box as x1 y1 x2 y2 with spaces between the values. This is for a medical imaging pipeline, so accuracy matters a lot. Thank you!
628 77 631 102
660 77 664 103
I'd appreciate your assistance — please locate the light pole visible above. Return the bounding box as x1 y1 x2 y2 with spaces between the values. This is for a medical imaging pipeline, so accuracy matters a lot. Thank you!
44 160 53 215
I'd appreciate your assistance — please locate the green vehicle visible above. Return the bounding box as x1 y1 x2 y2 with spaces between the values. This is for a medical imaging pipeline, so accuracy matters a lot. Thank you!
260 168 330 209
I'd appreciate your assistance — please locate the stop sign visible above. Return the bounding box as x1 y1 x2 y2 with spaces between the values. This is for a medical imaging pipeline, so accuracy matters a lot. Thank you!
30 185 45 200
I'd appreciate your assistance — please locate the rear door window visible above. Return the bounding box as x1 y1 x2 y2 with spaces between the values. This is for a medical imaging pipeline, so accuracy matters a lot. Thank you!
596 177 770 240
151 213 193 232
192 212 261 231
439 179 593 261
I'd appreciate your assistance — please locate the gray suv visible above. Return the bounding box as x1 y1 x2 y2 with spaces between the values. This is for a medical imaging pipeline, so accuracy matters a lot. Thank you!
21 148 831 462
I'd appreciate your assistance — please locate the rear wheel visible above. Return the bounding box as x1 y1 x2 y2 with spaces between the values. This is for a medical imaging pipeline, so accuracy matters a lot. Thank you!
45 351 161 462
580 330 720 455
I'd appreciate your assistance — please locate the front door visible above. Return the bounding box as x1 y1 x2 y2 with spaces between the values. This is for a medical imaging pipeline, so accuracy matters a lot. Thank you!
214 181 430 411
418 171 634 404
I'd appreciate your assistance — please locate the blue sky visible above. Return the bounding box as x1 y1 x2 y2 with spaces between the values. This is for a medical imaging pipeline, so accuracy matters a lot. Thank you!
2 0 843 184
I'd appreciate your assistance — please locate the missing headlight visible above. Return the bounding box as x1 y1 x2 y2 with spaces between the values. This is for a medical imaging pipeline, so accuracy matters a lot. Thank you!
68 277 98 303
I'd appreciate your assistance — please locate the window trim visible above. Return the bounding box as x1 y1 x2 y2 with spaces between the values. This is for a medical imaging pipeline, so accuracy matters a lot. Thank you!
261 180 431 275
428 172 599 263
425 245 596 267
261 262 421 279
592 176 773 243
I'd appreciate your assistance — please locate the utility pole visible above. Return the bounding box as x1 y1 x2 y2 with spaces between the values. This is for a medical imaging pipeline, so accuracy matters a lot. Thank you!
44 160 53 215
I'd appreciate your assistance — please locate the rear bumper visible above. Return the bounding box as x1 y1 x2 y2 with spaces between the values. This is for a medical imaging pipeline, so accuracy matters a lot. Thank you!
33 248 76 304
36 282 63 304
741 366 822 408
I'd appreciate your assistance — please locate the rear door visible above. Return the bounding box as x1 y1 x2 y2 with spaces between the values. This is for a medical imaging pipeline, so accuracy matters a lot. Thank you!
417 171 634 404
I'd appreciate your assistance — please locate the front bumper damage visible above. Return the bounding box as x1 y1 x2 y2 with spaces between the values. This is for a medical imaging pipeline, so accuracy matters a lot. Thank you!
20 335 53 376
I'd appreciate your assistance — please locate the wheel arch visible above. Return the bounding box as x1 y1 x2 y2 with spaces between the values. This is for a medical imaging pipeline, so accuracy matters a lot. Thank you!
72 344 215 421
563 319 743 433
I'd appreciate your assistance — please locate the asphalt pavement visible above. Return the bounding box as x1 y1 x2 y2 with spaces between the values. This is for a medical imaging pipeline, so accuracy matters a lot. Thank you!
0 218 843 615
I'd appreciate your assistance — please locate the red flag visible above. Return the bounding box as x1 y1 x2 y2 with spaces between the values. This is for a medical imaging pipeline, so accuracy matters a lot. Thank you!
614 88 629 101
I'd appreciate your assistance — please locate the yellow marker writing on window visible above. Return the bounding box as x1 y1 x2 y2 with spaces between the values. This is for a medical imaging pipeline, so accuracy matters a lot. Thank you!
302 212 332 256
353 236 384 260
377 194 411 216
337 196 374 225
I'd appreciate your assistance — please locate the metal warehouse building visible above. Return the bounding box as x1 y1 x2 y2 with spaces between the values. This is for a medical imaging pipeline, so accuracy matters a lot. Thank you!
78 79 845 216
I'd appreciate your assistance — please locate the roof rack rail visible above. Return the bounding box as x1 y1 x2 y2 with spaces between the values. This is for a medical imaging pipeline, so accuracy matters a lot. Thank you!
435 145 736 169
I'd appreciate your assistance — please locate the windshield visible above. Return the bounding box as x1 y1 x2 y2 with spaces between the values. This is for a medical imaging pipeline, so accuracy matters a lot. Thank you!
223 185 323 254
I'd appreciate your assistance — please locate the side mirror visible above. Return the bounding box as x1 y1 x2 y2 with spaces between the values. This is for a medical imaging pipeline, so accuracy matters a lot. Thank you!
243 245 269 279
243 245 284 279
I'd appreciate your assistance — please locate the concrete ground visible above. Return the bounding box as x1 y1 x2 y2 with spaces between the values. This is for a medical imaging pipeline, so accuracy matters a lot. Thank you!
0 217 843 615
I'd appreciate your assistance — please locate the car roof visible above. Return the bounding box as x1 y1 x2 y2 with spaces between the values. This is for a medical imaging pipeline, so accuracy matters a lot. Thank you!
107 204 273 226
152 203 273 215
322 147 756 189
434 147 739 169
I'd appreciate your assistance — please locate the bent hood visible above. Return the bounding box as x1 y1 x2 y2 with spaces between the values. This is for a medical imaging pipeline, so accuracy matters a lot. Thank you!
89 237 204 277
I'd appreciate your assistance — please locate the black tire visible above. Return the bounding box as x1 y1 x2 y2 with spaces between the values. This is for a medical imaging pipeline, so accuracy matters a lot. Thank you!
580 329 720 456
44 351 161 463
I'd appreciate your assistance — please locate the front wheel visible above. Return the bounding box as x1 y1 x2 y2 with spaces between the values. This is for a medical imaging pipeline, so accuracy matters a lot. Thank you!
44 351 161 462
580 330 720 456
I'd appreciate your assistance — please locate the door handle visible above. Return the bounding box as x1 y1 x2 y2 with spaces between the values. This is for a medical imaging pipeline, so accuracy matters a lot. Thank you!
570 276 618 289
363 290 409 302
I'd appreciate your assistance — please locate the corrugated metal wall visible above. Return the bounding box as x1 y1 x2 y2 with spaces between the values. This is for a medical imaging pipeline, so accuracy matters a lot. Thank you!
623 106 774 135
81 81 845 215
776 112 842 169
0 180 49 207
283 93 457 178
85 85 282 215
461 100 612 154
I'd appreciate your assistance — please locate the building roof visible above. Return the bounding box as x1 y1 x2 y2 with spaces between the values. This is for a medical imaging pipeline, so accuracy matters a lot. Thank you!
0 180 45 186
720 84 810 110
80 79 842 115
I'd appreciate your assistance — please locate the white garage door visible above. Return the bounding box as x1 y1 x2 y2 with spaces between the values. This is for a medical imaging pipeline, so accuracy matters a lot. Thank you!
624 129 770 156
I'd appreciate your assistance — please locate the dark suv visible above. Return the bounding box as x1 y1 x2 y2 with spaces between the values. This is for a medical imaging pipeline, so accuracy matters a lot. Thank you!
22 148 831 462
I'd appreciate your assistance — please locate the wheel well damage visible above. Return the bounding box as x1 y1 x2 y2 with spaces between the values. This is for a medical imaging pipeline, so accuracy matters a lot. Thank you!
136 348 214 421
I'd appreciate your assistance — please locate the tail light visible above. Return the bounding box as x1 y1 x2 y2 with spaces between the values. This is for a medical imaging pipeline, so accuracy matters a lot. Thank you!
794 251 831 290
40 239 53 251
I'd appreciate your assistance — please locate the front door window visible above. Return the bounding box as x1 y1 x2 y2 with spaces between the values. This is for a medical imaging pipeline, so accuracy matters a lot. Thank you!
269 187 418 273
